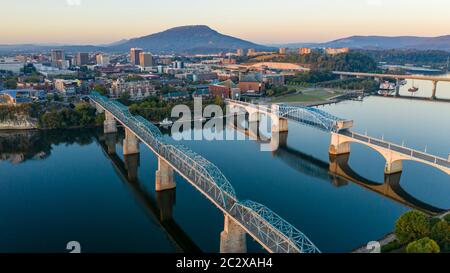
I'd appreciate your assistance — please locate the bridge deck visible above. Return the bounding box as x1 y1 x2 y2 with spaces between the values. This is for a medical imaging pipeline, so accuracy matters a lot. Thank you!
228 100 449 171
333 71 450 82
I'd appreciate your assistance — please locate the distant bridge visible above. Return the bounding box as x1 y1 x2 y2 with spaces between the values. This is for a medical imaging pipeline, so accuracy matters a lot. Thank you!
333 71 450 100
227 100 450 176
89 92 320 254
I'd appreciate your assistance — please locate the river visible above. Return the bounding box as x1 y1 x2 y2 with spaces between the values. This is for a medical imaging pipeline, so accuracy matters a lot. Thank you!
398 72 450 100
0 95 449 253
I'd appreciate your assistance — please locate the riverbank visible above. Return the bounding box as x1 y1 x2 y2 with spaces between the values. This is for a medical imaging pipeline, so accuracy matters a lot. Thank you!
266 87 364 106
0 102 103 131
0 116 39 130
352 233 397 253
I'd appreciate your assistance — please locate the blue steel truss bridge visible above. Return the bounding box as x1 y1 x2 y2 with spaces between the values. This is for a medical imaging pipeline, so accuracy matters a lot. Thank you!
89 93 320 254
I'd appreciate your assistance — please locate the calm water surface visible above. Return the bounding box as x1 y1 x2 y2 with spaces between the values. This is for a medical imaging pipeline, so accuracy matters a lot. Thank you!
0 95 449 253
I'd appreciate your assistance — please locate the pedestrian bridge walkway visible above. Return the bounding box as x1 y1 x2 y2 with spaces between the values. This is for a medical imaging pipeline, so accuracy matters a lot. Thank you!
227 99 450 176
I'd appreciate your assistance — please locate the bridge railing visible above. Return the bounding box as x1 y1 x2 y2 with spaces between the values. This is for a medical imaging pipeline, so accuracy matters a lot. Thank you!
90 93 320 253
226 99 273 113
232 200 320 253
341 131 450 168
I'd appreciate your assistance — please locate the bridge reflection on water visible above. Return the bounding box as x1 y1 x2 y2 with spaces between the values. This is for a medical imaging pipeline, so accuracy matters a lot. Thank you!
230 121 447 216
98 133 202 253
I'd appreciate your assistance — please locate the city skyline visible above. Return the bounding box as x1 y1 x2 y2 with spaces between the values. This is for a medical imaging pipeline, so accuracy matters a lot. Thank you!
1 0 450 45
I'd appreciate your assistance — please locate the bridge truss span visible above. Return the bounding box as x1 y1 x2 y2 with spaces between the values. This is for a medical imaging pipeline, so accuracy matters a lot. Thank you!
226 99 353 132
233 200 321 253
276 104 349 132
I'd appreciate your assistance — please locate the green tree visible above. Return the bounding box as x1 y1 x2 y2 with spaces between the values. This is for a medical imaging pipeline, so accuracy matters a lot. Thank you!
53 93 61 102
119 92 131 105
39 109 63 129
95 113 105 126
39 103 99 129
4 79 17 89
406 238 440 253
75 103 96 127
93 84 108 96
395 211 431 244
430 220 450 252
444 214 450 224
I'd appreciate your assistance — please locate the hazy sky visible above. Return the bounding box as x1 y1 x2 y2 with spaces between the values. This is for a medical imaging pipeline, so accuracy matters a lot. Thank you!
1 0 449 44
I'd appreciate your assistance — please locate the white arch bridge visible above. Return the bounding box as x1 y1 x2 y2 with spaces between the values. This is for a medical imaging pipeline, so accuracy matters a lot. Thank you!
227 99 450 176
89 92 320 254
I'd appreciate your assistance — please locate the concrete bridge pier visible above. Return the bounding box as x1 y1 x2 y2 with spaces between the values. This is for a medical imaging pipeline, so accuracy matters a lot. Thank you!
385 158 403 175
155 157 176 192
270 105 289 133
395 78 401 97
272 116 289 133
431 81 438 100
220 215 247 253
270 131 288 151
124 153 140 182
123 128 140 156
329 133 351 155
104 111 118 134
156 189 176 222
340 75 348 80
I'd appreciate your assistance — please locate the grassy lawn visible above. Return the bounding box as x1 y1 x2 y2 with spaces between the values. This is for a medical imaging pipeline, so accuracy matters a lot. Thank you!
270 89 337 103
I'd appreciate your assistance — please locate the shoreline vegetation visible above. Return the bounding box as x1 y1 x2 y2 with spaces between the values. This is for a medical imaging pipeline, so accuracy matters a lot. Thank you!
354 211 450 253
0 95 226 131
0 102 104 130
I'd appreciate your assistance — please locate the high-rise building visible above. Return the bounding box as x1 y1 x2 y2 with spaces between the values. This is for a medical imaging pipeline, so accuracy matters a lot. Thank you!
56 59 69 70
325 48 350 55
279 48 286 55
130 48 143 65
76 52 89 66
299 48 311 55
51 49 65 67
236 48 244 57
96 54 110 67
139 52 154 68
172 61 184 69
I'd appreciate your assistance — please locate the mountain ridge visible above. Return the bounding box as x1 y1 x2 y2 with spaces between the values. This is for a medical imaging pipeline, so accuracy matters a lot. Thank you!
109 25 272 53
1 28 450 53
272 35 450 51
